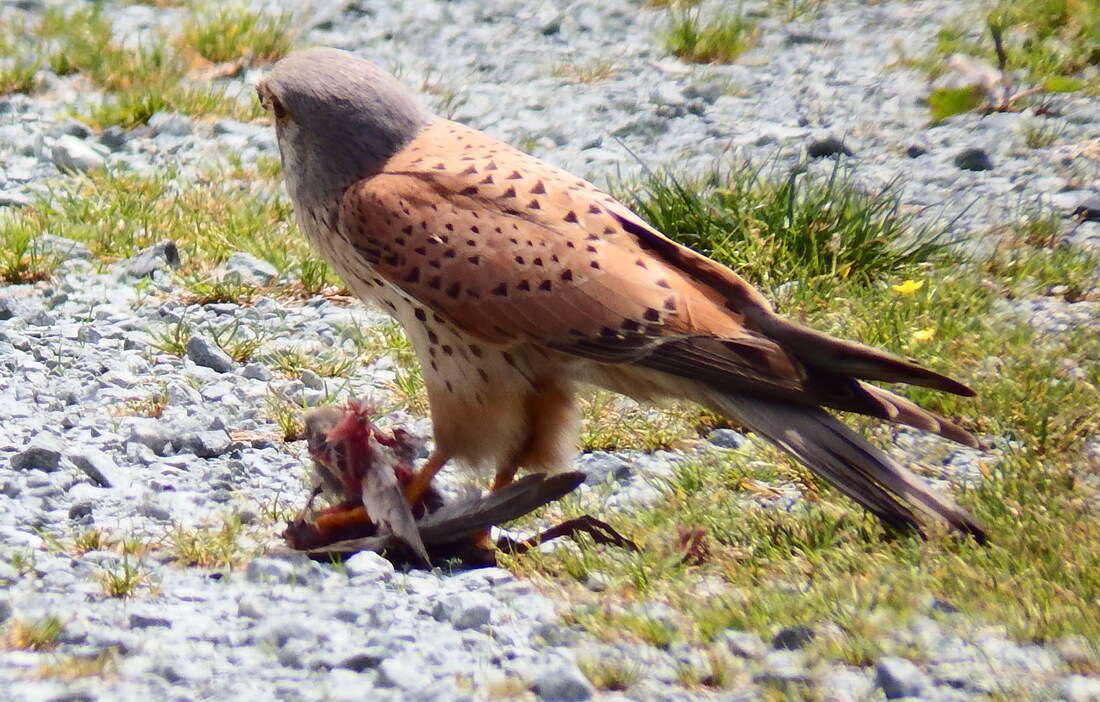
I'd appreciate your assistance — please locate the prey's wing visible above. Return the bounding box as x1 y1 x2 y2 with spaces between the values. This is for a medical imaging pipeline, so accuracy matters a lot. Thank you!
360 435 431 566
304 472 585 556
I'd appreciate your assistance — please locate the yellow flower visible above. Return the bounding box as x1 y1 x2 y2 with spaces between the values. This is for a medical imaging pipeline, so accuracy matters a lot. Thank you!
912 328 934 342
891 279 924 295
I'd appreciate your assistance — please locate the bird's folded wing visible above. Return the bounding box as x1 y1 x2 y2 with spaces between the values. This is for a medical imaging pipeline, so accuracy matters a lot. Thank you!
338 119 974 435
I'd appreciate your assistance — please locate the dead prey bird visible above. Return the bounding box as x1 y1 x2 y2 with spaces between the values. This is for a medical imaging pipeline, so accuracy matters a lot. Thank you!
283 403 634 566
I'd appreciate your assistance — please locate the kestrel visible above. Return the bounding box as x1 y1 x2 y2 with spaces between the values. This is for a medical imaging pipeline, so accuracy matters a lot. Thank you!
258 48 986 541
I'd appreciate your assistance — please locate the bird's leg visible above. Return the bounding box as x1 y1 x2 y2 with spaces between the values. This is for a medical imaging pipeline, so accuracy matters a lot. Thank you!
490 463 520 492
403 449 449 507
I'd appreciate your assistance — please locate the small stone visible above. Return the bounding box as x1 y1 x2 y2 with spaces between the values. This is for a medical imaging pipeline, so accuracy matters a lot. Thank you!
68 501 94 520
246 556 326 587
299 369 325 390
241 363 273 381
67 451 127 488
336 647 387 672
11 443 63 472
576 451 632 484
772 625 815 650
249 618 316 648
128 420 171 455
124 240 180 278
237 596 267 619
716 630 767 659
223 252 278 286
1060 675 1100 702
51 134 107 172
343 551 395 582
432 592 493 631
129 612 171 628
99 126 128 151
875 657 928 699
954 147 994 171
377 657 432 691
32 233 92 261
806 135 853 159
186 335 235 373
0 291 42 320
757 650 809 684
0 190 30 208
176 430 233 458
147 112 192 137
906 144 928 158
532 660 594 701
1073 195 1100 223
706 428 745 450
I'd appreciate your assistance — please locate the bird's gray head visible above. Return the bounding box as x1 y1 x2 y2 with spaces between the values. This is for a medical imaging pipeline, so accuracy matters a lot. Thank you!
257 47 431 210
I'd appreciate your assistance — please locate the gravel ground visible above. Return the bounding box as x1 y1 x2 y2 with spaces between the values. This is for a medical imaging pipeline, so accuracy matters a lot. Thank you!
0 0 1098 700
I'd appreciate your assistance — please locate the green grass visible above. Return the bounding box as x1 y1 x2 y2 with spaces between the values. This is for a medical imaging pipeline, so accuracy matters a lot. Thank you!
3 615 64 651
180 5 297 64
621 162 949 289
664 10 758 64
0 4 274 127
921 0 1099 120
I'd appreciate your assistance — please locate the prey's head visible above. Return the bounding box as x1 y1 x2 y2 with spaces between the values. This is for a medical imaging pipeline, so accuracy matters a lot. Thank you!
256 47 431 207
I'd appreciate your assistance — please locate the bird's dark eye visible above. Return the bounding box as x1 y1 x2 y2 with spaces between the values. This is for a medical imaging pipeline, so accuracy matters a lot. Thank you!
257 86 289 120
269 95 288 120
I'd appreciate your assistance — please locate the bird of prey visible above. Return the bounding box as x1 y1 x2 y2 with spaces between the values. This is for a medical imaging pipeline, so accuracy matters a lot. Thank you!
257 47 985 541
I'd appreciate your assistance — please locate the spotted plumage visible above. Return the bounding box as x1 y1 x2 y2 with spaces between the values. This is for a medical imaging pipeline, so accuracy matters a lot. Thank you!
258 47 986 540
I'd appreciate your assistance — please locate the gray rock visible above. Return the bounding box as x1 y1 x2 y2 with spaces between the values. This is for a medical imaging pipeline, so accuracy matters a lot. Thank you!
68 448 127 488
186 335 235 373
706 428 745 449
11 443 63 472
223 252 278 286
98 126 128 151
32 233 92 261
50 134 107 172
532 660 594 701
0 189 30 207
576 452 633 484
954 147 994 171
129 612 172 628
237 595 267 620
68 501 93 520
0 291 43 320
124 240 180 278
806 135 853 158
175 430 233 458
299 368 325 390
147 112 192 137
336 647 388 672
241 363 273 381
757 650 810 684
432 592 493 630
128 420 171 455
249 618 316 648
875 657 928 699
343 551 395 582
717 630 767 659
906 143 929 158
1073 194 1100 223
245 556 326 587
772 625 815 650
